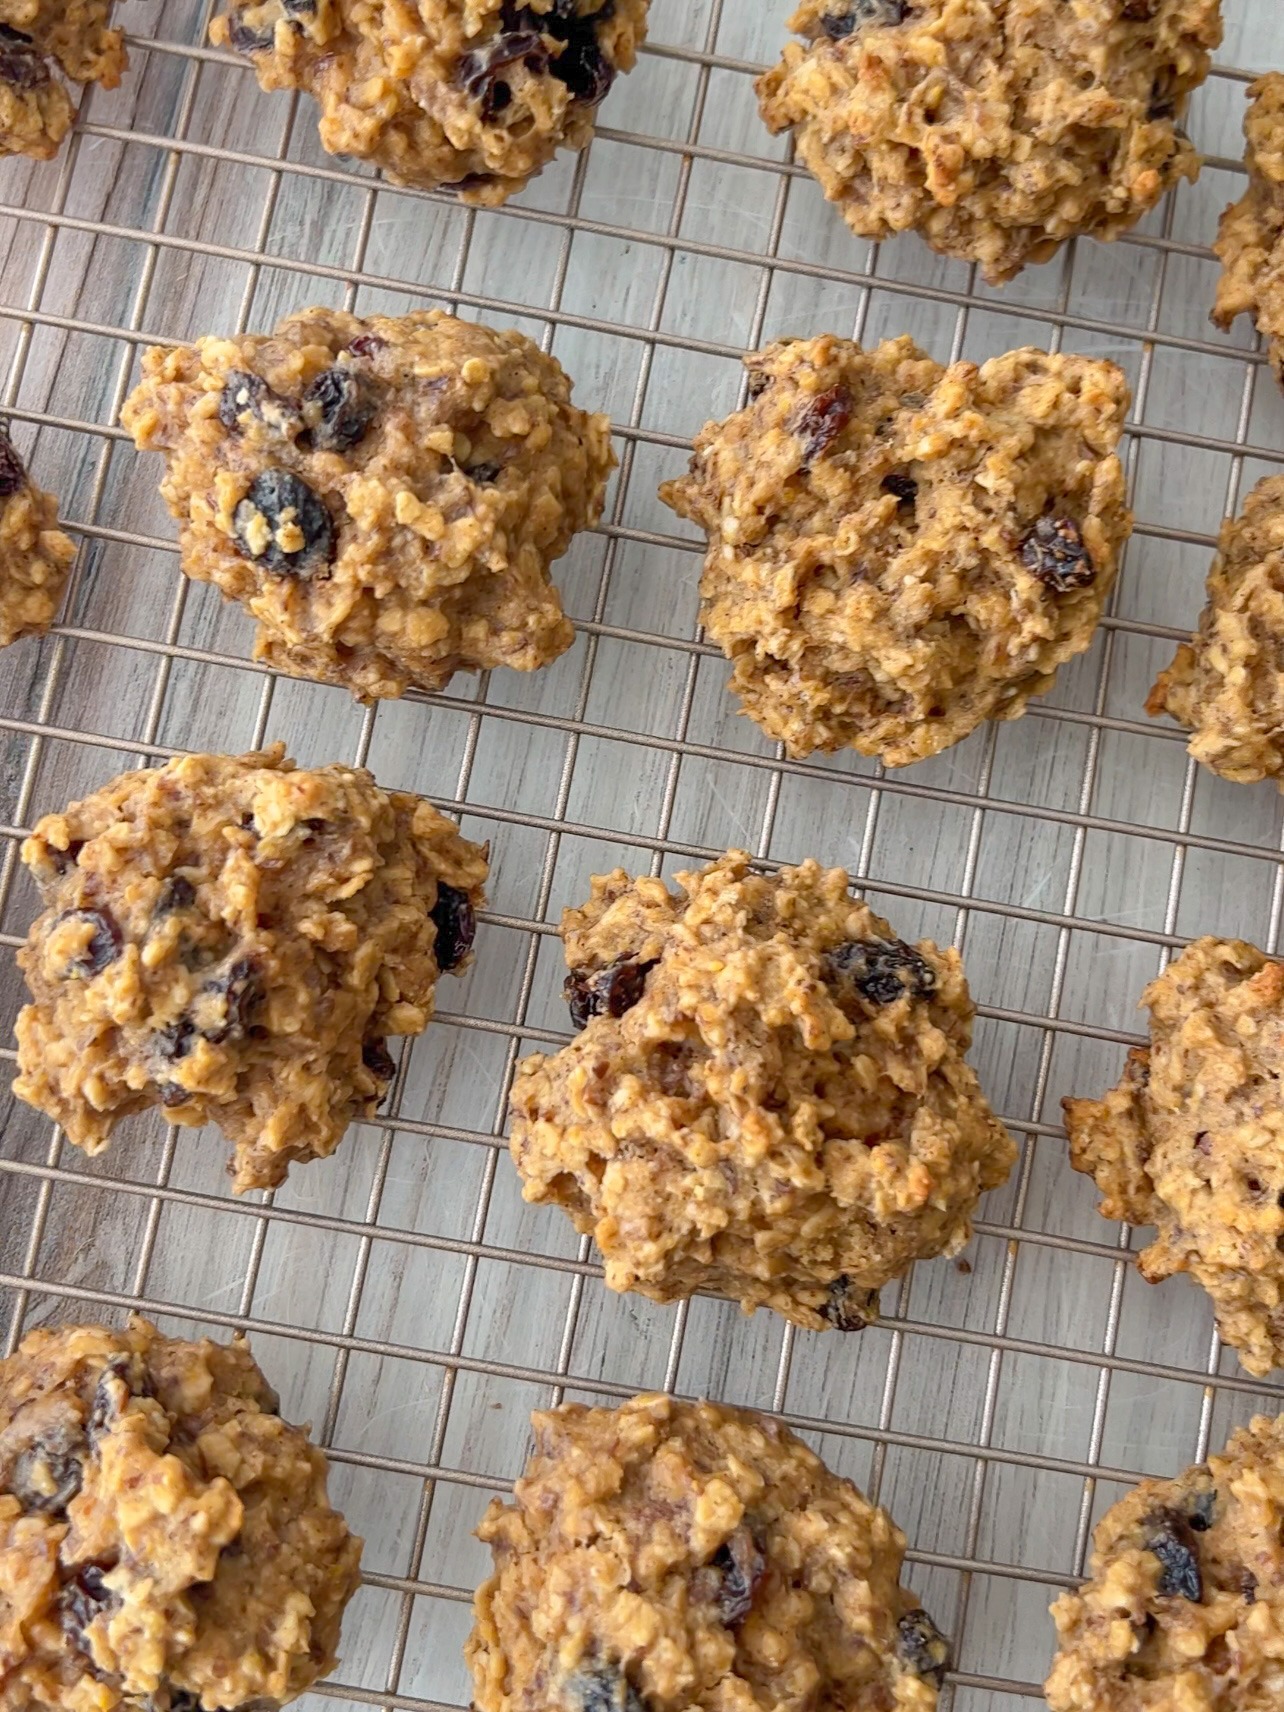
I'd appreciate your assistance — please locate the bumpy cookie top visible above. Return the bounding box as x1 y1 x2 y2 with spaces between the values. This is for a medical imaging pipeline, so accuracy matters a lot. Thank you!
0 0 126 160
1148 474 1284 786
1047 1411 1284 1710
121 307 614 700
14 745 488 1190
1065 937 1284 1377
467 1393 950 1712
210 0 650 202
509 852 1014 1328
660 335 1131 765
0 422 75 647
0 1315 361 1711
758 0 1223 283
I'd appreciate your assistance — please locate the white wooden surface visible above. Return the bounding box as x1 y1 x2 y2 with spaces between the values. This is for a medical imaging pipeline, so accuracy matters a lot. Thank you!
0 4 1282 1708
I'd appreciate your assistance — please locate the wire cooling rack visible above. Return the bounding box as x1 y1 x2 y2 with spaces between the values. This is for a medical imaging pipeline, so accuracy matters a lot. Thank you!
1 3 1283 1707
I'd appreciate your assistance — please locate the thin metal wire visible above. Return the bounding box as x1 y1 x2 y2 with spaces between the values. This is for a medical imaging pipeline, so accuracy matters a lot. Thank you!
0 12 1280 1711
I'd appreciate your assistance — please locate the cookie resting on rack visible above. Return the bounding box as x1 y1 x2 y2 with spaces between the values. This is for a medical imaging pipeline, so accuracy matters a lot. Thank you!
1065 936 1284 1378
1214 74 1284 388
1147 474 1284 787
0 0 125 158
0 1314 361 1712
756 0 1223 285
0 421 74 647
121 306 613 700
13 744 488 1192
659 335 1131 766
508 852 1014 1331
467 1393 952 1712
1046 1411 1284 1711
210 0 650 203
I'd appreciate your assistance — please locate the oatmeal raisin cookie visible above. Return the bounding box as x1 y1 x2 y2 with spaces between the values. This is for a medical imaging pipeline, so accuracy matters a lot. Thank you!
467 1392 951 1712
0 422 75 647
13 744 488 1191
508 852 1014 1331
1213 74 1284 387
659 334 1132 765
0 0 124 159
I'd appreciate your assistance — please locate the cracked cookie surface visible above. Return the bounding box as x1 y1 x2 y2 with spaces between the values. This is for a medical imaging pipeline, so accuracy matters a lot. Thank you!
1047 1411 1284 1711
467 1392 951 1712
1065 937 1284 1378
210 0 649 203
508 852 1014 1331
659 335 1131 765
1214 74 1284 387
13 744 488 1192
756 0 1222 285
0 422 75 647
1147 474 1284 788
0 1314 361 1712
121 306 613 701
0 0 124 158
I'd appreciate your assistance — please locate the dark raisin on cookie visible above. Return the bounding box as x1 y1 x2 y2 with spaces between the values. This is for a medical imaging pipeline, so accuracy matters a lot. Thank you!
200 956 263 1043
819 0 906 36
567 1665 647 1712
0 23 48 89
430 883 477 973
1143 1509 1203 1602
55 907 123 978
362 1037 397 1087
0 424 28 496
1019 515 1095 593
465 461 502 484
218 371 271 432
881 471 918 508
227 0 315 52
156 875 197 915
745 370 772 400
705 1525 765 1627
823 938 936 1007
153 1016 196 1063
896 1609 951 1688
232 469 334 576
1187 1486 1217 1532
564 954 659 1030
460 29 549 118
347 332 387 358
820 1274 880 1330
794 386 852 468
59 1563 115 1650
9 1422 87 1513
301 366 376 454
88 1354 133 1436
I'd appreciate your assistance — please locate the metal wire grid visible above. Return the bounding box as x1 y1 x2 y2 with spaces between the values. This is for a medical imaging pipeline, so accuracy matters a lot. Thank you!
0 3 1283 1708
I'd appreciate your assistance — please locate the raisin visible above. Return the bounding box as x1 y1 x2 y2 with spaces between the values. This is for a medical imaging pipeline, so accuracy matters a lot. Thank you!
1144 1509 1203 1601
567 1667 647 1712
819 0 905 35
232 469 334 577
9 1423 86 1512
793 386 851 467
564 955 658 1030
1019 515 1095 593
48 839 84 876
881 471 917 507
1122 0 1156 15
156 875 197 914
465 461 502 483
218 371 270 432
54 907 122 977
431 883 476 973
820 1274 880 1331
226 0 314 51
896 1609 951 1688
200 957 262 1043
745 370 772 400
549 29 613 103
88 1356 131 1436
0 23 47 88
705 1525 765 1627
461 29 549 118
0 423 27 495
362 1037 397 1086
823 938 935 1007
59 1563 115 1648
1241 1569 1258 1603
1187 1487 1217 1532
347 332 387 358
158 1082 191 1108
301 366 376 453
154 1017 196 1063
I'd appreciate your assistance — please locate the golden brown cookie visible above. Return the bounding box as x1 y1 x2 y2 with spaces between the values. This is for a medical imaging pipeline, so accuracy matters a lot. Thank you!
1047 1411 1284 1711
467 1393 951 1712
121 307 614 701
0 0 125 159
1147 474 1284 787
0 1315 361 1712
508 852 1014 1331
1065 937 1284 1378
757 0 1222 285
1213 73 1284 387
659 335 1132 765
0 422 75 647
14 745 488 1191
210 0 650 203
